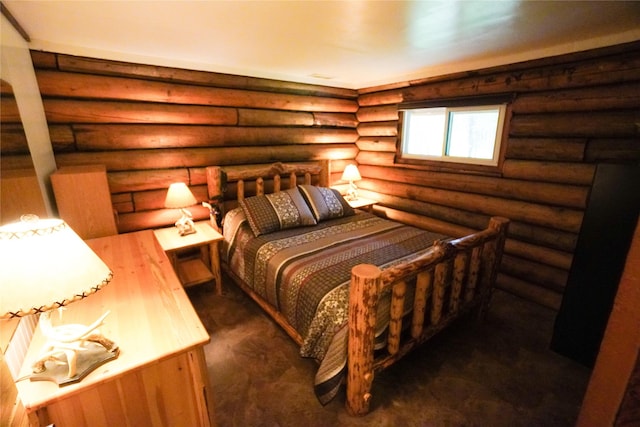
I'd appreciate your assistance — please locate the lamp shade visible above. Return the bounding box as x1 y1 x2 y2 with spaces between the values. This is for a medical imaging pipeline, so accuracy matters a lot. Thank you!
165 182 197 209
0 217 113 320
341 164 362 182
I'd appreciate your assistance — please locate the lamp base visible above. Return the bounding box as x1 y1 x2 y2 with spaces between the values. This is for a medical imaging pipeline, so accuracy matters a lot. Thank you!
25 342 120 386
177 226 196 236
176 210 197 236
345 181 359 201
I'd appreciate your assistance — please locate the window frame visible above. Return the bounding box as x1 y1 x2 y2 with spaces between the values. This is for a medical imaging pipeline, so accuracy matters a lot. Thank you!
395 94 514 175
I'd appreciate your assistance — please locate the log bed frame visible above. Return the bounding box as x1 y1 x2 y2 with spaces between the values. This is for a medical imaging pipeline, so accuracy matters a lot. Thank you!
206 160 509 416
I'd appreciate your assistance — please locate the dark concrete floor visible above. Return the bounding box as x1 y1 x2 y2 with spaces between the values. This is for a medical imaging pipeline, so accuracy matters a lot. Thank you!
188 278 590 427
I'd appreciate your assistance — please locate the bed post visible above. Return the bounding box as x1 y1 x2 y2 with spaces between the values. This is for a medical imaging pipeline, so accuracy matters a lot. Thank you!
319 159 330 187
477 216 510 319
346 263 381 416
206 166 222 201
205 166 224 232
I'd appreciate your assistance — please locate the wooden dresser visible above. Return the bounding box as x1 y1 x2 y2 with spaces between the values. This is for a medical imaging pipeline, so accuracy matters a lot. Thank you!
15 230 215 427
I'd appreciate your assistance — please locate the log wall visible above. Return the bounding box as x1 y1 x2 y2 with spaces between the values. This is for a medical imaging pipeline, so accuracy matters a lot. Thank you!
0 79 32 170
2 43 638 310
356 41 640 309
8 51 359 232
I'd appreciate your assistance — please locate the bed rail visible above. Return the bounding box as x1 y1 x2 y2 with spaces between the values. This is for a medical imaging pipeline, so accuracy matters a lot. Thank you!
346 216 509 415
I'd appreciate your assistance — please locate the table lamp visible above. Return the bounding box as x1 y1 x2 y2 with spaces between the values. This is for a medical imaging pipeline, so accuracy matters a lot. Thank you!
0 215 118 385
165 182 198 236
341 164 362 201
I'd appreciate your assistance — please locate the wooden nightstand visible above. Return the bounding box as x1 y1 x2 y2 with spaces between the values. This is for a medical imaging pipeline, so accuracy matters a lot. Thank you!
154 220 224 294
347 197 376 212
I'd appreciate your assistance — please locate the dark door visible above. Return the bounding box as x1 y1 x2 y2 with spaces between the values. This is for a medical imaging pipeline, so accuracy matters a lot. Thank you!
551 164 640 367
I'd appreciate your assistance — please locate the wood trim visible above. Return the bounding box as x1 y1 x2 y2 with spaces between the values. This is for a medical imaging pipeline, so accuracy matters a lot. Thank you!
1 2 30 42
394 97 514 177
398 93 515 110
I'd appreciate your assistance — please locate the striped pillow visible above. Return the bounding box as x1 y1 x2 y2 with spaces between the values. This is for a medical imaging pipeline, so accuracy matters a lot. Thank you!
239 187 317 236
298 185 354 222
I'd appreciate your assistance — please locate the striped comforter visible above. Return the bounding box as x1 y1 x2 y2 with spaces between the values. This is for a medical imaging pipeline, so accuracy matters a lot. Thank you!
222 209 448 404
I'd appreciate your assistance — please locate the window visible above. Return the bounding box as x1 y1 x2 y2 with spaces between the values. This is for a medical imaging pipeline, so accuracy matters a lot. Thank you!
397 96 511 171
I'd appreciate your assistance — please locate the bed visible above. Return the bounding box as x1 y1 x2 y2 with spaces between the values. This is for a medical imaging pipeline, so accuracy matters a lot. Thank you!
205 161 509 415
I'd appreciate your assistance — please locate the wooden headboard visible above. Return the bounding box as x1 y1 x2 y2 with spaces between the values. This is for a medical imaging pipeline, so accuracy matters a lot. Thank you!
205 160 331 216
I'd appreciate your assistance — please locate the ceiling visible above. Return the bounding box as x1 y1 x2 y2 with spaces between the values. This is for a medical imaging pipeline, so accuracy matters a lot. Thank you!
3 1 640 89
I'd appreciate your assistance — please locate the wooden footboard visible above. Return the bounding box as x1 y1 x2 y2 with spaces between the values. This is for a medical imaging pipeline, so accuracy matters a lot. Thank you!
206 161 509 416
346 216 509 415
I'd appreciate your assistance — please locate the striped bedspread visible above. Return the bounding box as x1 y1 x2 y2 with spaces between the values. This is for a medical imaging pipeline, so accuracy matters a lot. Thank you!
222 209 448 404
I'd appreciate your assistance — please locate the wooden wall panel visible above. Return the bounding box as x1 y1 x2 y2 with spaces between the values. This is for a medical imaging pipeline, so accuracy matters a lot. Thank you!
356 41 640 310
31 51 359 233
27 43 640 312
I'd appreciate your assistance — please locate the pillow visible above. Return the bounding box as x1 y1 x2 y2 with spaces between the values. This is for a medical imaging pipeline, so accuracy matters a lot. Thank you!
239 187 317 236
298 185 355 222
222 207 246 243
221 207 247 263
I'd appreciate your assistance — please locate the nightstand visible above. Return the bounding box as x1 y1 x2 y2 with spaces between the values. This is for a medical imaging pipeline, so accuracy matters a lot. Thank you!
153 220 224 294
347 197 376 212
